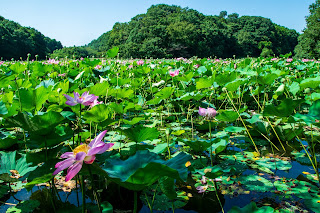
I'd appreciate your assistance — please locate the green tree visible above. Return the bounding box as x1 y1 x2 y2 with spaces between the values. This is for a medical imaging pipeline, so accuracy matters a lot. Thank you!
86 4 299 59
0 16 62 60
295 0 320 58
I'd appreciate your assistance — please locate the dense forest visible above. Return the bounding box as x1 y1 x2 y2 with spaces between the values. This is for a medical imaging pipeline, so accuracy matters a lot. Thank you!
0 16 62 60
2 2 320 60
294 0 320 58
87 4 299 58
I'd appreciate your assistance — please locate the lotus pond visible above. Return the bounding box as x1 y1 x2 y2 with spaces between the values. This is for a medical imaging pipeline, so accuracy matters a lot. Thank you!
1 51 320 213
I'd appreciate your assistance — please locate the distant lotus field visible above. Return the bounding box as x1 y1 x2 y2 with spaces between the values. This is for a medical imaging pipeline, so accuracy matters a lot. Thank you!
1 50 320 212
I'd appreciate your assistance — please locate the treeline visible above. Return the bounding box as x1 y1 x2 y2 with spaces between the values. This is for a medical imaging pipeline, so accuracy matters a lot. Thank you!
294 0 320 58
87 4 298 58
0 16 62 60
50 46 99 59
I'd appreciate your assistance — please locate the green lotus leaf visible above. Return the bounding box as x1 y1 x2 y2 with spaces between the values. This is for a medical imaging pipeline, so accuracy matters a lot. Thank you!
309 92 320 101
288 81 300 95
159 176 177 200
0 129 17 149
255 158 292 171
257 73 278 85
197 66 207 74
120 125 160 143
0 151 37 181
225 126 245 133
107 46 119 58
18 87 50 112
263 99 304 117
299 76 320 90
84 104 110 123
178 92 205 101
27 126 73 148
216 110 239 122
141 184 188 211
103 150 191 191
196 77 214 90
237 175 273 192
0 184 9 199
31 62 52 77
215 72 237 85
294 100 320 124
0 100 8 115
304 197 320 213
123 117 144 125
210 138 228 154
229 202 275 213
35 79 55 89
180 138 212 152
10 62 26 74
25 173 53 191
195 166 228 179
225 79 246 92
5 111 65 135
155 87 174 100
6 200 40 213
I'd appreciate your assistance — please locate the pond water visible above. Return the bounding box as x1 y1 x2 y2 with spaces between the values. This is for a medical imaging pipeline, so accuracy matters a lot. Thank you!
1 156 315 213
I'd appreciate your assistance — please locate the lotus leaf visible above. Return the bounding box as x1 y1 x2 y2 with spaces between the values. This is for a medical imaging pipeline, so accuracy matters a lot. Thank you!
103 150 191 191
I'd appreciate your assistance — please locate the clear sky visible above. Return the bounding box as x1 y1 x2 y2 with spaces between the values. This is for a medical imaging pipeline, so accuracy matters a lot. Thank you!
0 0 315 47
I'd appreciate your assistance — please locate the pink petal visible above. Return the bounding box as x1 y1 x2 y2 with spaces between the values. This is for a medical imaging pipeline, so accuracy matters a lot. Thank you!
87 143 114 156
60 152 74 159
198 107 207 117
75 152 86 161
64 94 77 106
53 158 75 175
63 94 74 101
96 143 114 154
65 161 83 182
89 130 108 147
65 101 78 106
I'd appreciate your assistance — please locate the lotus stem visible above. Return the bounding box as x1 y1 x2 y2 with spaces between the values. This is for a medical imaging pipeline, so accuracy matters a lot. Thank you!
226 91 260 156
88 165 101 212
213 181 224 213
209 121 213 166
250 89 286 152
81 175 86 213
133 191 138 213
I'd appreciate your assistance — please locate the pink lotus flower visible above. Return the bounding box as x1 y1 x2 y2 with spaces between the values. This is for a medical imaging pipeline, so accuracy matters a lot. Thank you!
128 65 133 69
196 185 208 193
53 130 114 182
193 64 200 69
64 91 99 106
47 58 59 64
302 59 310 62
58 73 66 77
137 60 144 65
89 99 103 108
95 65 102 69
286 58 293 62
271 58 278 61
169 70 179 77
0 61 4 65
198 107 217 119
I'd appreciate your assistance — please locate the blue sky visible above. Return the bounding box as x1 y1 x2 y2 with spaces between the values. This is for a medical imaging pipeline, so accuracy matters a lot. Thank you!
0 0 314 47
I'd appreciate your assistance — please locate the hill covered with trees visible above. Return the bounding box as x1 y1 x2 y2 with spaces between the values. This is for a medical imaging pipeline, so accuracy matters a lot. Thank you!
0 16 62 60
295 0 320 59
88 4 299 58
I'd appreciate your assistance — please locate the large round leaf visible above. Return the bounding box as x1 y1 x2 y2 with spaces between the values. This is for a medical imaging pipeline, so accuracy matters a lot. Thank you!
103 150 191 191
